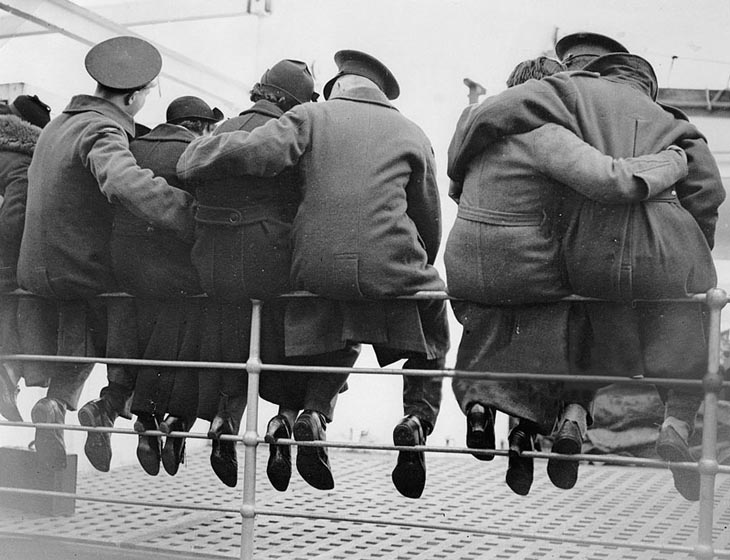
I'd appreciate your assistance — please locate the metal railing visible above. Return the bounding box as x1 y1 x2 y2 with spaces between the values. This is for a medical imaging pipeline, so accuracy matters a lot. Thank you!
0 288 728 559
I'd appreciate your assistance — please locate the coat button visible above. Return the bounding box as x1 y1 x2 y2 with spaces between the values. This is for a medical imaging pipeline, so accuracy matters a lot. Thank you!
229 213 239 223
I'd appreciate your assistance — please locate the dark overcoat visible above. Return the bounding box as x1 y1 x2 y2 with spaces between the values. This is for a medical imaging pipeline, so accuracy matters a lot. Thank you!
18 95 194 299
111 122 203 419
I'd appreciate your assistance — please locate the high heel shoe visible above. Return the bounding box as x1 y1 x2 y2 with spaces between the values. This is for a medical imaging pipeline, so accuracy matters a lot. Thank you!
209 412 238 487
466 403 495 461
160 415 187 476
506 424 535 496
134 413 161 476
265 415 292 492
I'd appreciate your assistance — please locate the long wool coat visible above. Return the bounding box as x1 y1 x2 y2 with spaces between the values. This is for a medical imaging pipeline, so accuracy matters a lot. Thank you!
179 87 449 360
18 95 194 299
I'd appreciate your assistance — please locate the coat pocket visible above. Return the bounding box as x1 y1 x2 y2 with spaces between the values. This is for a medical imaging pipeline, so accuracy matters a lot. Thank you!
325 253 365 300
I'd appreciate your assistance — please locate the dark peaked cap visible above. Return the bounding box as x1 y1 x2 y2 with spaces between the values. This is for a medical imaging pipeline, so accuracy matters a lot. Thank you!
323 50 400 100
85 36 162 90
555 32 628 60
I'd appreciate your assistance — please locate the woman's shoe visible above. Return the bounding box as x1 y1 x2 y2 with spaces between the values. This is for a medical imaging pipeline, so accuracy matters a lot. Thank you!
546 419 582 490
506 424 535 496
209 413 238 487
466 403 495 461
134 413 161 476
265 415 292 492
160 415 187 476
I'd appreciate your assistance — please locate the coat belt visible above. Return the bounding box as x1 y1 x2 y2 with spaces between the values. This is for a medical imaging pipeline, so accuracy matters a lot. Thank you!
457 205 544 226
195 204 280 226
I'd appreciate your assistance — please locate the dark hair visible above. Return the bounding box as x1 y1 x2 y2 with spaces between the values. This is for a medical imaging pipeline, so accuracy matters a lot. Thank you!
506 56 566 88
250 83 299 112
172 118 216 135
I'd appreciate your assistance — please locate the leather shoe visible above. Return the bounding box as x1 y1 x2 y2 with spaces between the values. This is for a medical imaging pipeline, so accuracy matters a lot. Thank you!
0 365 22 422
31 397 67 471
160 415 187 476
293 410 334 490
547 419 582 490
134 414 161 476
656 424 700 501
506 425 534 496
466 402 495 461
265 415 292 492
391 415 426 499
209 414 238 487
78 397 118 472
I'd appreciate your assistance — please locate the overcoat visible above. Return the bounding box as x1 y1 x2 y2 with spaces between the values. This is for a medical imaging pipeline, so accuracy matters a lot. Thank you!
0 114 38 291
445 123 688 305
179 87 449 361
18 95 194 299
0 114 51 386
192 100 299 301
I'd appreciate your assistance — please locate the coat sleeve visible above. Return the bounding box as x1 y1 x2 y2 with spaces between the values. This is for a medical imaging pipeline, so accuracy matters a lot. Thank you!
80 122 195 243
405 141 441 265
673 135 726 248
447 75 580 199
177 107 312 186
530 124 689 203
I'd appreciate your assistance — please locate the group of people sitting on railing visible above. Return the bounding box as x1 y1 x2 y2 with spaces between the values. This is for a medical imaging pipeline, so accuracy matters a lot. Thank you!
0 31 724 502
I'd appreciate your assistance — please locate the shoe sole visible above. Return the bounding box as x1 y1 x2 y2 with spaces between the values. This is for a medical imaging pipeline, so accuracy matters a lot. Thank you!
210 441 238 487
31 401 67 471
657 433 700 501
506 457 533 496
137 436 161 476
78 406 112 473
391 424 426 499
267 447 292 492
547 433 581 490
162 437 185 476
293 420 334 491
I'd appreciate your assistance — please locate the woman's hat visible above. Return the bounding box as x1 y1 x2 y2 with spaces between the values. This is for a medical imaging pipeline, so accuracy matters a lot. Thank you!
166 96 224 124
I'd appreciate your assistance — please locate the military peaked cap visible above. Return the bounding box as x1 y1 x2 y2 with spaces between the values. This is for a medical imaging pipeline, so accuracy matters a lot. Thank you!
85 36 162 91
555 32 628 60
323 49 400 100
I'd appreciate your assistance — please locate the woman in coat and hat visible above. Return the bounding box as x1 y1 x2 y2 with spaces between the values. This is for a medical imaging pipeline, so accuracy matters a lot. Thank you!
106 96 222 477
189 59 320 489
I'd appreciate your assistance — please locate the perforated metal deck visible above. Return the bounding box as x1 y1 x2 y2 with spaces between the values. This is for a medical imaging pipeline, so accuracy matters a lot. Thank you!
1 446 729 559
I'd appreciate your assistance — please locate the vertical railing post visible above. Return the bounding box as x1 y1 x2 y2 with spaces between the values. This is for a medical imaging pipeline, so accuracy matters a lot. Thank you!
695 288 726 560
241 299 263 560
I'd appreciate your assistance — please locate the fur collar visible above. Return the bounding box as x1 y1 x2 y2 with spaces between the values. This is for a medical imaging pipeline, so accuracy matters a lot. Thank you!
0 114 40 156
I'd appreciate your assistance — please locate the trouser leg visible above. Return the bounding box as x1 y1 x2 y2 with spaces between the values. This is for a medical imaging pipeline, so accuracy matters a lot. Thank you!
48 300 106 411
402 356 444 434
286 344 359 422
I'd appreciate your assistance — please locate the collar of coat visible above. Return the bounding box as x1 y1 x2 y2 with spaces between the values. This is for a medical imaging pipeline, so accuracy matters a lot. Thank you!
63 94 136 138
329 86 398 110
239 99 284 119
133 122 195 144
0 113 40 156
